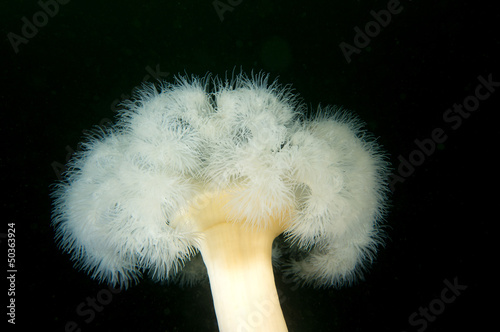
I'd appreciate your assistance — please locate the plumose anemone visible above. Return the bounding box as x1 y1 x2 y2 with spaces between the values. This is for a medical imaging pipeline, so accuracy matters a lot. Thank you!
52 72 389 331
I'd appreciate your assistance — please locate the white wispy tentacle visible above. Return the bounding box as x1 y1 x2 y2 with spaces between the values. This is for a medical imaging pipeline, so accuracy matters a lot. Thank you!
52 72 388 289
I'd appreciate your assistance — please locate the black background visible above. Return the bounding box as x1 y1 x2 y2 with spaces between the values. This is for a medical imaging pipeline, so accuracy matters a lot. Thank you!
1 0 497 331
